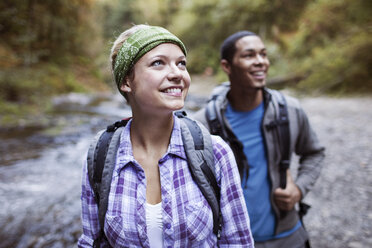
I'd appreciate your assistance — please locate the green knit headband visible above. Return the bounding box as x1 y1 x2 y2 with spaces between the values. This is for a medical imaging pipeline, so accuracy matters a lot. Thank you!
114 26 187 91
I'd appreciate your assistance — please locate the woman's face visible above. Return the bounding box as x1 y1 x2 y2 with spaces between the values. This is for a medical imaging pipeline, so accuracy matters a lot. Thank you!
121 43 190 115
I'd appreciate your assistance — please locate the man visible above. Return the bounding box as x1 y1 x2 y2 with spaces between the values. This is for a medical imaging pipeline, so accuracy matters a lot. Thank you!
193 31 325 247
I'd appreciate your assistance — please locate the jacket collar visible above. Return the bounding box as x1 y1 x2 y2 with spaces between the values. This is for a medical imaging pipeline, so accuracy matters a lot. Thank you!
211 82 273 111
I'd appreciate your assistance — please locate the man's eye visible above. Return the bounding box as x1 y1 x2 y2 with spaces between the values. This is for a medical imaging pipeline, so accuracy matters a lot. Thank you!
243 53 255 58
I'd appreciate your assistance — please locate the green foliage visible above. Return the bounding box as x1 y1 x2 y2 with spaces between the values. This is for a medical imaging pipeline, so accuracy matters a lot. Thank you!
289 0 370 57
0 0 108 122
0 63 88 116
1 0 371 125
295 31 372 94
170 0 311 73
285 0 372 94
0 0 101 65
99 0 139 39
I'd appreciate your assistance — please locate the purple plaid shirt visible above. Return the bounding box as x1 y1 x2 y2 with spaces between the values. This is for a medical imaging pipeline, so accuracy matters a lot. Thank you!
78 116 254 248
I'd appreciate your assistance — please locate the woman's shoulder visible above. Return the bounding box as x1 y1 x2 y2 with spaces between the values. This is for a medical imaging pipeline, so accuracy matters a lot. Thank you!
210 134 234 162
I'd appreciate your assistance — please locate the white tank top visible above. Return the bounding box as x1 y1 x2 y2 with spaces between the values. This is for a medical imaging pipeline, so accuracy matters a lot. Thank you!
146 202 164 248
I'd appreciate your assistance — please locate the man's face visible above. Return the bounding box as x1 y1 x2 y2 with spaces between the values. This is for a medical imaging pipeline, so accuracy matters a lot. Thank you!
224 35 270 90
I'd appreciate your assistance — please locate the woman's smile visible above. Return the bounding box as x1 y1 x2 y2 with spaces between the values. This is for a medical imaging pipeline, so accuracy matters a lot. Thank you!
161 86 183 97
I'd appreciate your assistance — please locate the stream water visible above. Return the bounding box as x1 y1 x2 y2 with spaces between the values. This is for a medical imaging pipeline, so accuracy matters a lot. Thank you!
0 92 206 248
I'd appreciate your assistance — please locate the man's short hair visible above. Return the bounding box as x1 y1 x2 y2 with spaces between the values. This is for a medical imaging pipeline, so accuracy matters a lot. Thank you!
220 31 257 63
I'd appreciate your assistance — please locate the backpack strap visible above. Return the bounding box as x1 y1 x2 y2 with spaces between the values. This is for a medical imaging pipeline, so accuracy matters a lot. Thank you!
87 120 129 248
205 87 291 190
175 111 222 239
206 97 226 140
205 94 250 183
87 113 222 243
266 94 312 246
268 91 291 189
205 83 231 141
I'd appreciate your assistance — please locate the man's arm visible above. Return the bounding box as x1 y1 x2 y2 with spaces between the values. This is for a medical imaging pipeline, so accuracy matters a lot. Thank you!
294 106 325 198
274 104 325 211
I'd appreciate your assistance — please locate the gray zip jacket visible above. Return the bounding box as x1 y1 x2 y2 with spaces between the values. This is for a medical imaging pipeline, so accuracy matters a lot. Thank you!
193 82 325 234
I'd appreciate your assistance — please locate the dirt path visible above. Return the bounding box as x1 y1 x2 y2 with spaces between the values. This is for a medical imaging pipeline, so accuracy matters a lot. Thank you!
297 96 372 248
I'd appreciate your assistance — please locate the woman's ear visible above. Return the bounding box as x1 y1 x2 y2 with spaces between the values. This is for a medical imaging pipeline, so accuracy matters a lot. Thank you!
120 78 132 93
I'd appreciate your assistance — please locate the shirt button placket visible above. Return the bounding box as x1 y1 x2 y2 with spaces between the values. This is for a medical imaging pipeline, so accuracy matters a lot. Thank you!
159 158 174 247
136 169 147 245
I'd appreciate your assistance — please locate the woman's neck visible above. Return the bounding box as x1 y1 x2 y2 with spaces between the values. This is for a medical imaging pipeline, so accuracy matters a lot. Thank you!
130 113 174 154
130 112 174 205
130 114 173 148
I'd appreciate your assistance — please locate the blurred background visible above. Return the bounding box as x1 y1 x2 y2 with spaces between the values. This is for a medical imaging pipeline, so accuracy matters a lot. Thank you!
0 0 371 247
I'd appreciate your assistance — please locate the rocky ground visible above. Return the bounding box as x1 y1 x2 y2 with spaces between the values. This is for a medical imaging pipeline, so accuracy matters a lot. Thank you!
294 96 372 248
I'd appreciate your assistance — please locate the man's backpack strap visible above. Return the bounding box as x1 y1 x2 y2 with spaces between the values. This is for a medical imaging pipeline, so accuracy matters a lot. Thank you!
269 92 312 247
205 82 230 141
87 120 128 248
269 91 291 189
206 98 225 140
175 111 222 239
205 94 249 182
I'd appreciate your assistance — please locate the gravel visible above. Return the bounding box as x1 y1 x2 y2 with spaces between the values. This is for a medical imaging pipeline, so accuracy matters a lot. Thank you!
293 96 372 248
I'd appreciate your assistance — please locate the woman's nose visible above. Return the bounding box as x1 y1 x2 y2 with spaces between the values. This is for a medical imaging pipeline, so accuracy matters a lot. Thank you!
167 65 183 82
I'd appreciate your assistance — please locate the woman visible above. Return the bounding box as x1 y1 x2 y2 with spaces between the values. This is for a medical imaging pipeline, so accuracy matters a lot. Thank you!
78 24 254 247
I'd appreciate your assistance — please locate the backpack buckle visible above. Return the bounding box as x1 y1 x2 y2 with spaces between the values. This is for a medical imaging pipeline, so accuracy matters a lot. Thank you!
280 160 290 171
106 120 127 132
174 110 187 118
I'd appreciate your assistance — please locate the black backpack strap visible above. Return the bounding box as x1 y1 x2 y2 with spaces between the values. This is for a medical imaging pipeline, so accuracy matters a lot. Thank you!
269 92 311 247
273 91 291 189
175 111 222 239
265 91 291 189
87 119 129 248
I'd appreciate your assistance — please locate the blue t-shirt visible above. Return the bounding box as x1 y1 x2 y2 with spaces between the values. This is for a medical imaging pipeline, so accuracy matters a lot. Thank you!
225 102 300 241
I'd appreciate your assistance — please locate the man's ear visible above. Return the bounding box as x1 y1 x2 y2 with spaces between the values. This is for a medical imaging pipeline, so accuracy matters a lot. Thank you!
220 59 231 75
120 78 132 93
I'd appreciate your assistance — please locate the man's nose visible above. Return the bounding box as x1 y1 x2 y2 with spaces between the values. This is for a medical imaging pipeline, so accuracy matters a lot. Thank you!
255 54 265 64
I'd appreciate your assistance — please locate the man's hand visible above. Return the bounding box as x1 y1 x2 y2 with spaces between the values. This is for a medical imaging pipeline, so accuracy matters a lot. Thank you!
274 171 302 211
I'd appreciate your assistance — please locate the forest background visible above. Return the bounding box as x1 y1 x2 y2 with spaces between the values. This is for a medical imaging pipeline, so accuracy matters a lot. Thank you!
0 0 371 127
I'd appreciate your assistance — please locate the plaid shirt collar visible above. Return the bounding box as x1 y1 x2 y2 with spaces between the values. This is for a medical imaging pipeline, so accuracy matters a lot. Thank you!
116 115 186 172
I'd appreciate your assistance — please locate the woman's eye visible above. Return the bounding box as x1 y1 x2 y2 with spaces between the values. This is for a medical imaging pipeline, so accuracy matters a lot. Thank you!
151 60 163 66
178 60 187 68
